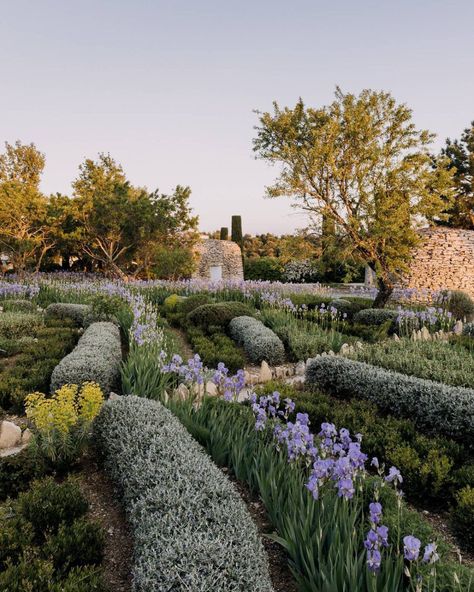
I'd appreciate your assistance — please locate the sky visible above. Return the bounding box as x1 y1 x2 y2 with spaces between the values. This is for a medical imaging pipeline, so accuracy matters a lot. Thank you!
1 0 473 235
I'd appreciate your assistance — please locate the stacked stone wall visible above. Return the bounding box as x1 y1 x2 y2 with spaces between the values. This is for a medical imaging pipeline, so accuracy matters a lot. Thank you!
400 228 474 298
192 239 244 281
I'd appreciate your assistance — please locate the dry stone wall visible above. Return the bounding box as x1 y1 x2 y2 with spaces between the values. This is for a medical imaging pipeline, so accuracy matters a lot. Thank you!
400 228 474 298
193 239 244 281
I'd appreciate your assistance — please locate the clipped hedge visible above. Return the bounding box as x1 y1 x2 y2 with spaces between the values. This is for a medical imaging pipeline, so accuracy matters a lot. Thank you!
50 322 122 394
1 299 37 313
305 356 474 443
45 303 92 327
94 396 273 592
187 301 254 330
352 307 399 327
229 315 285 365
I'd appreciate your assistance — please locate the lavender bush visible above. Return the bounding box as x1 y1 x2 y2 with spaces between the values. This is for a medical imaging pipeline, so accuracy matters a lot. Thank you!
94 396 274 592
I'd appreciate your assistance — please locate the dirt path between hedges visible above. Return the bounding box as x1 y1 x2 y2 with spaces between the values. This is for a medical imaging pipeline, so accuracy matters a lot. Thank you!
79 455 133 592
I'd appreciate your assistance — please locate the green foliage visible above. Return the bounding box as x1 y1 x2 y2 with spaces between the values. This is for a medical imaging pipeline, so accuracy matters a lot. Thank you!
229 316 285 365
231 214 243 247
186 326 246 373
121 340 174 399
353 308 398 328
451 487 474 550
220 226 229 240
0 477 105 590
163 293 186 312
0 311 43 339
2 299 36 312
45 302 92 327
0 325 78 411
447 290 474 321
440 120 474 229
0 448 46 502
463 322 474 337
306 356 474 443
244 257 283 281
261 308 352 360
253 88 455 306
347 338 474 388
187 301 254 330
150 244 195 279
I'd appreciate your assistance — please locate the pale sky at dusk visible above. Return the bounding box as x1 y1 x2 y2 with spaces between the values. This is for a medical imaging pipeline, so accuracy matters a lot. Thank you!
1 0 473 234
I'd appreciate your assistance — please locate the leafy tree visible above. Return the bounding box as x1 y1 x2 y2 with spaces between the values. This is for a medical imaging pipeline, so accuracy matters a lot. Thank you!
0 141 51 273
253 88 454 306
439 121 474 229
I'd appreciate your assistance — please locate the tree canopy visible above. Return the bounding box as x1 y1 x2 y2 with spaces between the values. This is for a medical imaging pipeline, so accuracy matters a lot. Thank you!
253 88 454 306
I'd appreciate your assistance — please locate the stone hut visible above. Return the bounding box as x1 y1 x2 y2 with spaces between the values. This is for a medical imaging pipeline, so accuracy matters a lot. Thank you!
192 239 244 282
399 227 474 298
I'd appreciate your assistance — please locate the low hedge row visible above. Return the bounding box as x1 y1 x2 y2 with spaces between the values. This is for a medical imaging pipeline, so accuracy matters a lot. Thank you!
1 299 37 313
305 356 474 443
186 326 246 373
45 303 92 327
187 301 254 330
94 396 273 592
229 316 285 365
50 322 122 394
352 308 399 327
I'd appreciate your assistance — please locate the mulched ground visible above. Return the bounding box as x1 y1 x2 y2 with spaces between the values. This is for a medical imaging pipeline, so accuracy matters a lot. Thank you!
221 467 299 592
78 455 133 592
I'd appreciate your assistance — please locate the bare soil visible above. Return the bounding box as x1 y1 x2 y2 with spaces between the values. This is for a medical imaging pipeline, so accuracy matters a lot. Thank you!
79 455 133 592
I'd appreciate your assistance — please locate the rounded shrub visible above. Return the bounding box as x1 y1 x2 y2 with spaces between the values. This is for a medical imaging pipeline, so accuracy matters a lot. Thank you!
2 299 37 313
45 303 92 327
229 315 285 365
328 299 354 319
447 290 474 321
451 486 474 550
462 321 474 337
353 308 398 327
163 294 186 313
176 293 212 316
187 301 254 330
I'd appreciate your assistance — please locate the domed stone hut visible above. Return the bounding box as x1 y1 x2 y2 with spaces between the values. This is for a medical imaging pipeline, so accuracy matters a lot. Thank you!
399 227 474 298
192 239 244 282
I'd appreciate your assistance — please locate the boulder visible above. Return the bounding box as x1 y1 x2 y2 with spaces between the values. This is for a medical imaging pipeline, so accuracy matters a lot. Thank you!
0 421 22 449
453 320 463 335
295 361 306 376
21 428 32 445
205 381 218 396
175 383 189 401
259 361 272 383
420 326 431 341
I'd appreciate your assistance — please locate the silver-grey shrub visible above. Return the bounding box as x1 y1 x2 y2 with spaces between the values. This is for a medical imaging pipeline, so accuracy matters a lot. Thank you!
463 322 474 337
305 356 474 443
45 302 92 327
229 315 285 365
50 322 122 393
353 308 398 326
93 396 274 592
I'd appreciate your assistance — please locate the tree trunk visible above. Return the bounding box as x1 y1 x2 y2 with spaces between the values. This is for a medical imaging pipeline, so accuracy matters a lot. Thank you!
373 275 394 308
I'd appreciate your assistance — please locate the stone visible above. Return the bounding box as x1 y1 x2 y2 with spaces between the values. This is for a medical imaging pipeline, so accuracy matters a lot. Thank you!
339 343 352 355
328 350 335 356
411 330 418 342
205 381 218 396
192 239 244 282
420 326 431 341
274 366 285 380
0 421 22 449
295 361 306 376
175 383 189 401
393 334 400 341
259 361 272 383
453 320 463 335
21 428 32 445
109 392 120 400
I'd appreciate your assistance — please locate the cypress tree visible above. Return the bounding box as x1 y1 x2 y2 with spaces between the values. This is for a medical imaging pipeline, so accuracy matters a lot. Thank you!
231 215 243 248
220 227 229 240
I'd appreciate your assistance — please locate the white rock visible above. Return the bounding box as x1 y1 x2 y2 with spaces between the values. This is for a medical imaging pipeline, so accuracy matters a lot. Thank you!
356 341 364 350
205 381 218 396
21 428 32 445
420 326 431 341
393 333 400 341
175 383 189 401
109 392 120 401
295 361 306 376
328 350 335 356
411 329 418 341
275 366 285 379
259 361 272 383
453 320 463 335
0 421 22 449
339 343 351 355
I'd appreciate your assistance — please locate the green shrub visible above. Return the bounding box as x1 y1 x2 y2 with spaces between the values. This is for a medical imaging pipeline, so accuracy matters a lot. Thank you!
187 326 246 373
229 316 285 365
0 448 45 502
163 293 186 313
346 338 474 388
45 303 92 327
352 308 398 328
17 477 88 537
0 557 54 592
44 518 105 574
451 486 474 550
244 257 283 281
447 290 474 321
463 322 474 336
286 293 332 309
94 396 273 592
187 301 254 330
2 299 37 313
50 322 122 393
0 312 43 339
305 356 474 443
177 293 212 316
